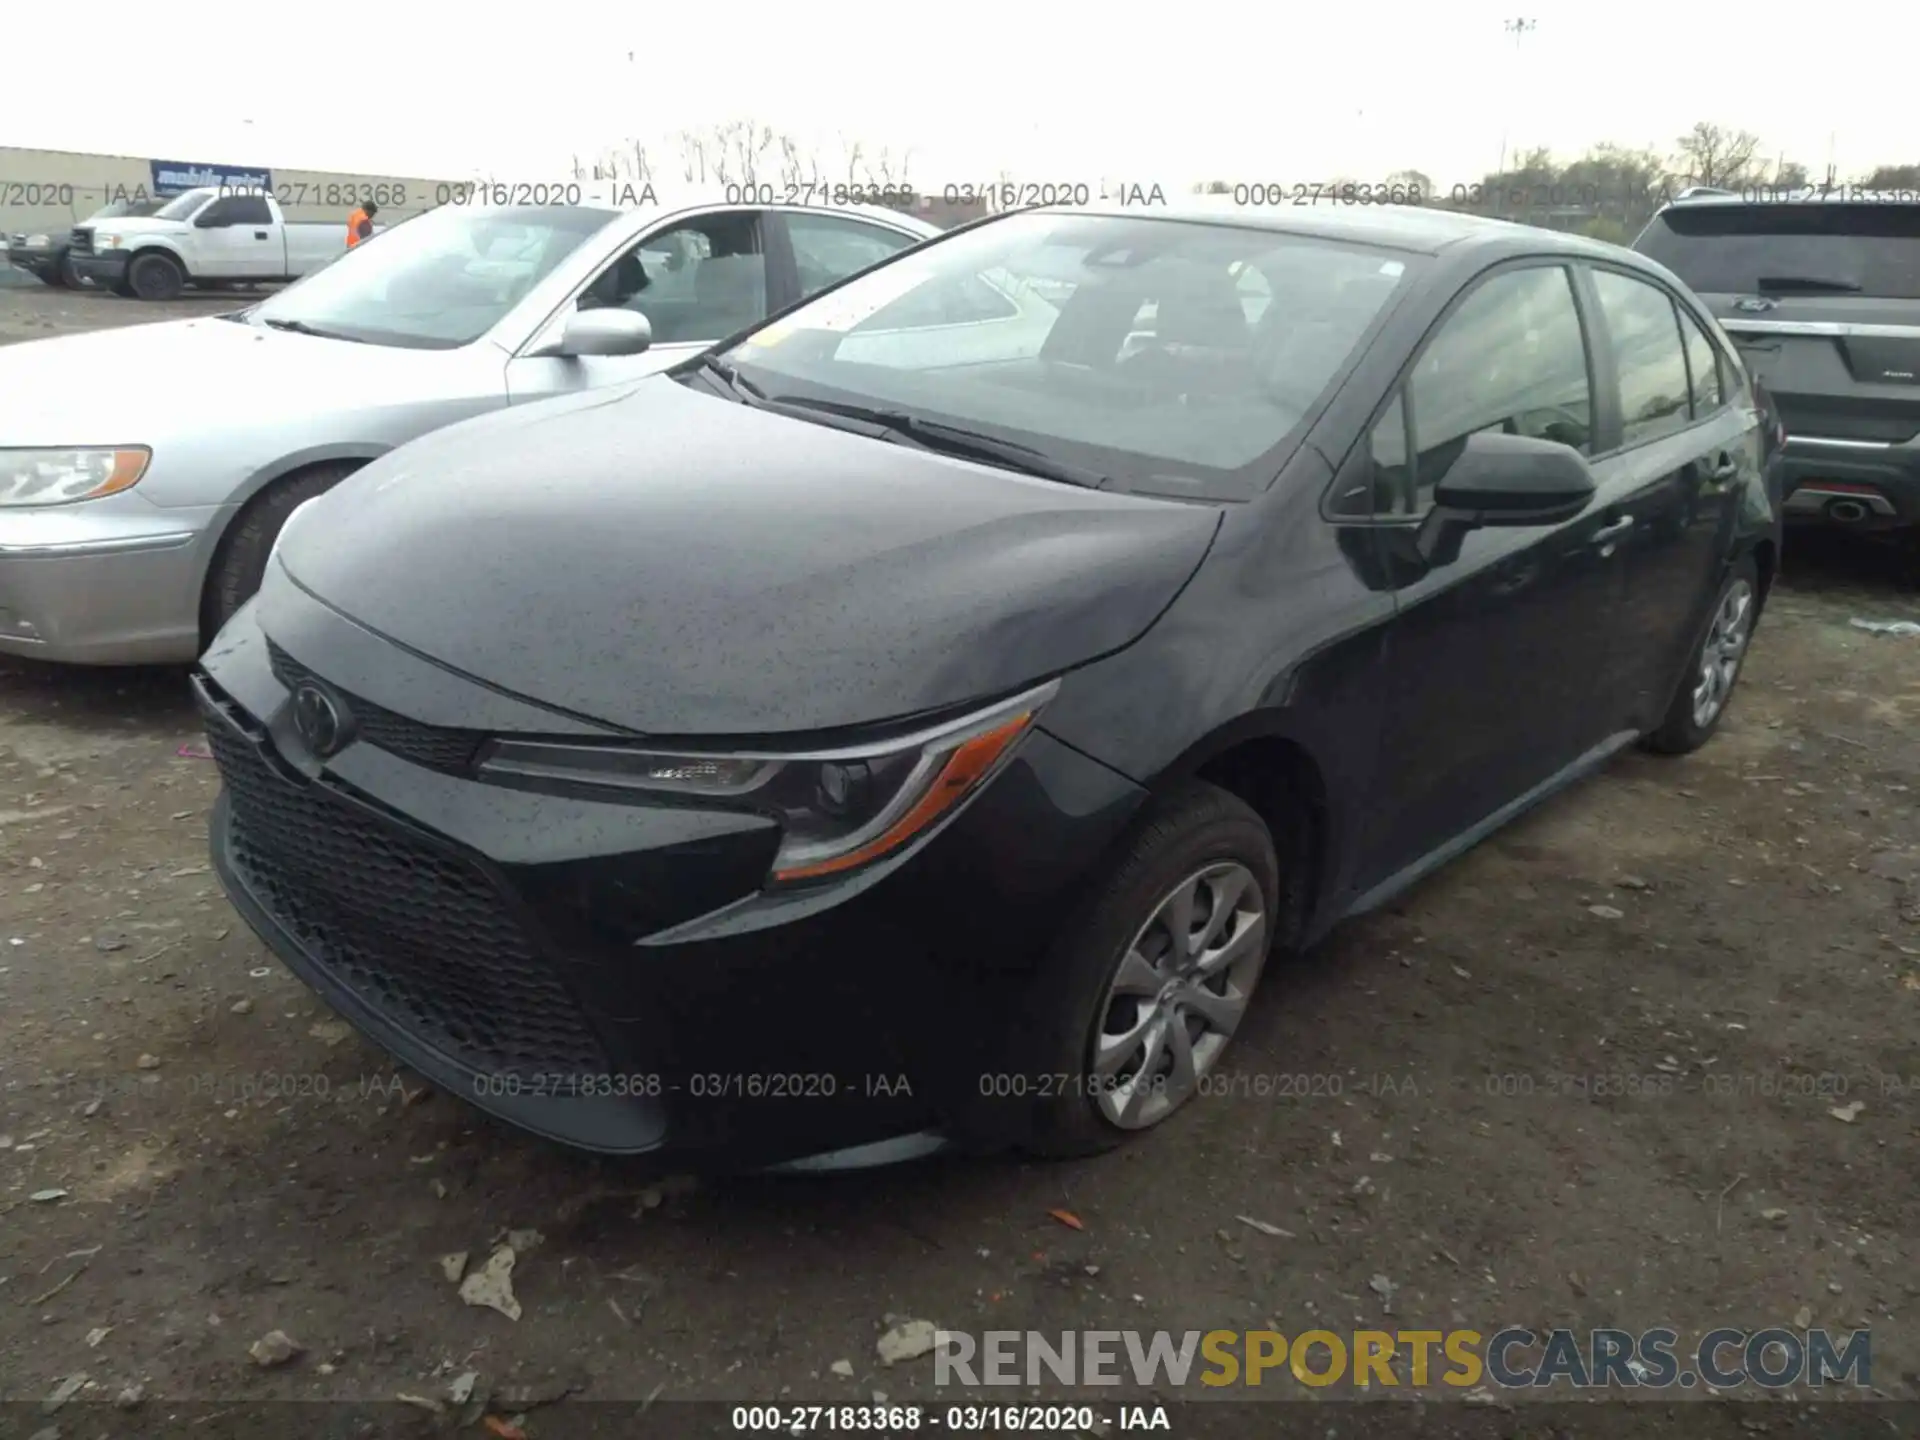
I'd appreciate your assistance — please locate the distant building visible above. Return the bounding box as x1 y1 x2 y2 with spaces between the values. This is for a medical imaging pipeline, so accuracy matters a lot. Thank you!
0 145 458 238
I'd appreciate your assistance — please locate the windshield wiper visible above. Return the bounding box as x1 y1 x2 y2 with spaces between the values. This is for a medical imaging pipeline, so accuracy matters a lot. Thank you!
689 353 767 403
765 395 1107 489
1755 274 1863 294
261 317 367 343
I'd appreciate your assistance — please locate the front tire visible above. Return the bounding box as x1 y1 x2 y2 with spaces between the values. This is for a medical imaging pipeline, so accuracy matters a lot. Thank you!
1642 555 1759 755
1015 781 1280 1158
200 466 356 645
128 251 186 301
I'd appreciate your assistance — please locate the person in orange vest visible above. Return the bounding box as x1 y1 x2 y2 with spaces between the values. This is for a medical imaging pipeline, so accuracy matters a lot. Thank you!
345 199 378 249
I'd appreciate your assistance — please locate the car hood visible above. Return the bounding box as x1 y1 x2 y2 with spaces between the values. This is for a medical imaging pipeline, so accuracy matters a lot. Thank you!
277 380 1222 736
0 316 447 442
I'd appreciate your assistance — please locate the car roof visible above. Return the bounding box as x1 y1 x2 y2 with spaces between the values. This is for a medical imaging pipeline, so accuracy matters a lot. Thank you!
1013 198 1628 261
448 189 940 236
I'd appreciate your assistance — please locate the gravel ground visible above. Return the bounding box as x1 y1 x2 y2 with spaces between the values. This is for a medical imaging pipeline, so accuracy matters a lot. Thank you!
3 279 1920 1436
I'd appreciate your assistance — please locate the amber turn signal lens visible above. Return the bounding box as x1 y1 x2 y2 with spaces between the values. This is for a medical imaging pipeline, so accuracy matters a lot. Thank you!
95 449 151 498
771 710 1035 883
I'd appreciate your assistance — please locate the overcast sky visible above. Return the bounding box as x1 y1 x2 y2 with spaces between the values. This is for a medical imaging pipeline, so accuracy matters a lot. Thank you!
7 0 1915 192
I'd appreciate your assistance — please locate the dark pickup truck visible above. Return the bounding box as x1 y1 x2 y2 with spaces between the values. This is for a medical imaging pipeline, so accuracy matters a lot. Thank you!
6 199 165 288
1634 190 1920 537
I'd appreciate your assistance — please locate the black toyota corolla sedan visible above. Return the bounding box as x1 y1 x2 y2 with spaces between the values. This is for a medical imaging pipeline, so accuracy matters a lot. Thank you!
196 202 1782 1172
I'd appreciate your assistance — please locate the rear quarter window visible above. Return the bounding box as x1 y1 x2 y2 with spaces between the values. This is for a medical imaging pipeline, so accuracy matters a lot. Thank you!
1634 202 1920 299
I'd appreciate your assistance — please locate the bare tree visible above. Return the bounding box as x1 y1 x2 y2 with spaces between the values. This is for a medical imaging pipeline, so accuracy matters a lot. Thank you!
677 130 713 184
856 145 914 186
706 120 775 186
1674 122 1764 188
1862 162 1920 189
777 134 820 190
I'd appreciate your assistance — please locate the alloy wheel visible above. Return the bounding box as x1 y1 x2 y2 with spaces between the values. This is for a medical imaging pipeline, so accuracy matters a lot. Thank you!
1090 861 1268 1131
1691 578 1754 730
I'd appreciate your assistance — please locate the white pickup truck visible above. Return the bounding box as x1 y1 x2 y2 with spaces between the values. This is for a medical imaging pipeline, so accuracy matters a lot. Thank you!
68 187 368 301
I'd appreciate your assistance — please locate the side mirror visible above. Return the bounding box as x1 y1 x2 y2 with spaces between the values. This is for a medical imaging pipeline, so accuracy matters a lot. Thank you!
1415 431 1596 565
532 308 654 359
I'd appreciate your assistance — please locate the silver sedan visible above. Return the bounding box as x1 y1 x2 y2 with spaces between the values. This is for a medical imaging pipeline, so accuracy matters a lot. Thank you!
0 196 939 663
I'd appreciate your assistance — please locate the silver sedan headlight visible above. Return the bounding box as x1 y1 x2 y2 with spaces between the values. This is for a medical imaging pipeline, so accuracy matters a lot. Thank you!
0 448 152 507
478 681 1059 884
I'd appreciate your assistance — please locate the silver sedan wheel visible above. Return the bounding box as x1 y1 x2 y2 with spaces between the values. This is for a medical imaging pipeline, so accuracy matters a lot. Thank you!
1691 577 1754 730
1090 861 1268 1131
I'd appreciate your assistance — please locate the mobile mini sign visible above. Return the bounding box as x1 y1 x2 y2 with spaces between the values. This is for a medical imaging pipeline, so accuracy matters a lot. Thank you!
148 160 272 198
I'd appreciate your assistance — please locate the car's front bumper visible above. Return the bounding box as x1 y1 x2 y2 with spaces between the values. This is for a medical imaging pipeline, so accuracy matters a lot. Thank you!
0 496 226 663
70 249 131 288
196 595 1147 1170
5 246 61 282
1780 432 1920 528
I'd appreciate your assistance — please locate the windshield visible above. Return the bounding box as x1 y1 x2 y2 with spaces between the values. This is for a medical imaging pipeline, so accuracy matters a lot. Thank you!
153 192 211 221
1635 203 1920 299
720 211 1414 499
249 204 616 350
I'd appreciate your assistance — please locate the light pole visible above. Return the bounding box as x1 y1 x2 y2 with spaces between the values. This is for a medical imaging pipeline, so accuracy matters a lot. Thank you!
1496 17 1536 179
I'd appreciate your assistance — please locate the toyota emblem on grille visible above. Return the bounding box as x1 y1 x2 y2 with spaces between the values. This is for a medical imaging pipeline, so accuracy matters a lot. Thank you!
291 682 351 758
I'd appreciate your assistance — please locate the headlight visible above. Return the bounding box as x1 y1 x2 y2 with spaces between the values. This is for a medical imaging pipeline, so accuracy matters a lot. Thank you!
0 448 151 507
96 233 122 249
478 680 1059 884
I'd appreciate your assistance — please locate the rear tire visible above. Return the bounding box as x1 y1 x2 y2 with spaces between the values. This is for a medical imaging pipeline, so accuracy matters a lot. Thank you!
128 251 186 301
200 466 357 645
1013 781 1281 1158
1641 555 1759 756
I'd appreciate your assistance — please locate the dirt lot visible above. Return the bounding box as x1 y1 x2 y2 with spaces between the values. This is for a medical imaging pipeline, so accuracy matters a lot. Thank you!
3 281 1920 1436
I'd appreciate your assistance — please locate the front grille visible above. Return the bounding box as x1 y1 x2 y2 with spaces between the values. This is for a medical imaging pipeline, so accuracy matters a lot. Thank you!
69 227 93 254
207 703 610 1079
267 642 486 776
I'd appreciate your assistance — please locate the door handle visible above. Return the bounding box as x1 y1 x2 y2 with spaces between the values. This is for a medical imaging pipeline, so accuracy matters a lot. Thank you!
1591 515 1634 545
254 230 268 239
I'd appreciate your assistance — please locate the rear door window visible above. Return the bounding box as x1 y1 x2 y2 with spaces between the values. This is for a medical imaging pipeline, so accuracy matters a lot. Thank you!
1675 305 1725 416
1590 269 1693 447
1634 203 1920 299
